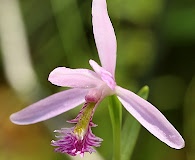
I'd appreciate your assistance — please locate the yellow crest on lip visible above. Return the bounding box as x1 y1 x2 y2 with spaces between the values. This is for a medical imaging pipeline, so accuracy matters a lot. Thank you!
73 103 95 140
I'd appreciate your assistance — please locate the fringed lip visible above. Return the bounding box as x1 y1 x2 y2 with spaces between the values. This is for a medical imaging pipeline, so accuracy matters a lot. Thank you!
52 99 103 157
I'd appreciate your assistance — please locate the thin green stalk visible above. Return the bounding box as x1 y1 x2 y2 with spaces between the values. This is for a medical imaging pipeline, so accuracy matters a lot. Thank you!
108 95 122 160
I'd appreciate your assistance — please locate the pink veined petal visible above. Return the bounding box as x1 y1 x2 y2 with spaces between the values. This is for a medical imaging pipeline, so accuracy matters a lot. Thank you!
115 86 185 149
10 88 88 125
48 67 102 88
92 0 117 76
89 59 103 76
89 59 116 90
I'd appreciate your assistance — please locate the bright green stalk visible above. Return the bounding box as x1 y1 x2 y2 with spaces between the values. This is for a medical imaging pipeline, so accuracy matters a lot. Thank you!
108 95 122 160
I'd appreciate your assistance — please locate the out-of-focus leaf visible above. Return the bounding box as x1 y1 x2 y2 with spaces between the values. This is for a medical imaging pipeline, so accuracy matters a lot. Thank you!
184 76 195 159
116 29 156 88
162 7 195 42
20 1 53 36
149 75 186 110
50 0 91 68
109 0 164 24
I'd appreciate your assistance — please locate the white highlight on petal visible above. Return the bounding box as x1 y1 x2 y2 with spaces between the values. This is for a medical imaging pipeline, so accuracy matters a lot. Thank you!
10 88 88 125
115 86 185 149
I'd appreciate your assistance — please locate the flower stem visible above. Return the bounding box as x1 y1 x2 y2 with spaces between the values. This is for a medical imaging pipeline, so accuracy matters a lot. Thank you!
109 95 122 160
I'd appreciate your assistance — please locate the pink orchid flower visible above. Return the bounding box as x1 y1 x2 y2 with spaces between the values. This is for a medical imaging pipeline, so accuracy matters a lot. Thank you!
10 0 184 157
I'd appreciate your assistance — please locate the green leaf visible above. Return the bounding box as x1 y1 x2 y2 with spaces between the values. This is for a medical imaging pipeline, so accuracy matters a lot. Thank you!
121 85 149 160
108 95 122 160
137 85 149 100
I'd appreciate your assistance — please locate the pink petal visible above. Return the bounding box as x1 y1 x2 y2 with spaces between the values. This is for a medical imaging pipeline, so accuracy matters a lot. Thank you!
92 0 117 76
10 88 88 125
115 86 185 149
48 67 102 88
89 60 116 90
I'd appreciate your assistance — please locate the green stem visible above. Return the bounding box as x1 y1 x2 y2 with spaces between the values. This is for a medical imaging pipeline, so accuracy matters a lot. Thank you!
108 95 122 160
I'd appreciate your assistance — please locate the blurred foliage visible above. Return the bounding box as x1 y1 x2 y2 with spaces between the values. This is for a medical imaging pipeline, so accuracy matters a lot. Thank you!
0 86 56 160
0 0 194 159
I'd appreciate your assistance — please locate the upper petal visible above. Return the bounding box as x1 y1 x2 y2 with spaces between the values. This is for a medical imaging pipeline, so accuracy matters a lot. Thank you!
48 67 102 88
115 86 185 149
10 88 88 125
92 0 117 76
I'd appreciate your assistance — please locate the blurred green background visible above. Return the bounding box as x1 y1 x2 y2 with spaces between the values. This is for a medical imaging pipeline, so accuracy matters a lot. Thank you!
0 0 194 160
